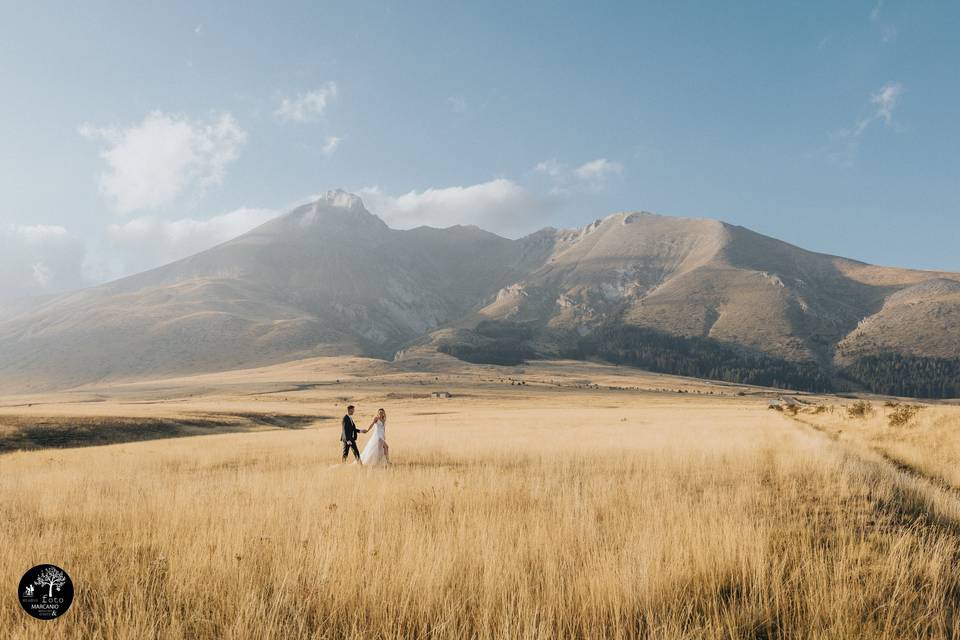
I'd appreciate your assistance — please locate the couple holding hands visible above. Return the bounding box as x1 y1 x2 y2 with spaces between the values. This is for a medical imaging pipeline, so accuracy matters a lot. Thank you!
340 405 389 466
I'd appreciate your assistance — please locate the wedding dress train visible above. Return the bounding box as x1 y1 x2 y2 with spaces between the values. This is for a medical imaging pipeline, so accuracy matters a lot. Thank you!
360 419 389 465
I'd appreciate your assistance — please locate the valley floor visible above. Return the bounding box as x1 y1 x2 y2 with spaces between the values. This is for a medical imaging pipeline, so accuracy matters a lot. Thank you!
2 356 960 639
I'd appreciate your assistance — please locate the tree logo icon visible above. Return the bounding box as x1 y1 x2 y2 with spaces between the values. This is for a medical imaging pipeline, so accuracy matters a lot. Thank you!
17 564 74 620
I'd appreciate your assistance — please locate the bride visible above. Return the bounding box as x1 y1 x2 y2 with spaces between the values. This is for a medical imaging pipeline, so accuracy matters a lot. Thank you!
360 408 390 465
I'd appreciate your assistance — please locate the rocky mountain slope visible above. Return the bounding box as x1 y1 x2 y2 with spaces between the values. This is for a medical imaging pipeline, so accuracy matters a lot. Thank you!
448 213 949 359
1 191 958 396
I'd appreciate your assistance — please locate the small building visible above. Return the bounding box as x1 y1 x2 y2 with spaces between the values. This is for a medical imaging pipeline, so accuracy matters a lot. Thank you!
431 391 452 399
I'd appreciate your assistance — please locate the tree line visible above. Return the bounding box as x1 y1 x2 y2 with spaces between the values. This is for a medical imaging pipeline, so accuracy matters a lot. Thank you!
841 354 960 398
438 321 960 398
569 325 837 392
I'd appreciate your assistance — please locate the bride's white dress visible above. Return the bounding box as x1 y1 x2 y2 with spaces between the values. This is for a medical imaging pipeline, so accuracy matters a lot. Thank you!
360 419 389 465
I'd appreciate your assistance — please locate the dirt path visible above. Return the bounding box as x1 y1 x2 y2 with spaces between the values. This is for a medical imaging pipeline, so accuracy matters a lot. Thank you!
784 411 960 537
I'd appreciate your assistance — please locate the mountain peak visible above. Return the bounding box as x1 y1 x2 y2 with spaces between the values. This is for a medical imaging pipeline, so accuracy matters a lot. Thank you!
270 190 387 234
313 189 366 211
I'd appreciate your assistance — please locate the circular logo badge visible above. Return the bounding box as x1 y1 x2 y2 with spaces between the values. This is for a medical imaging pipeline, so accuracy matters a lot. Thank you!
18 564 74 620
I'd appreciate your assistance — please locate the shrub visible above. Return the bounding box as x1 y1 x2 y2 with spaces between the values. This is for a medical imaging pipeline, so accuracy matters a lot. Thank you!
847 400 874 419
888 404 923 427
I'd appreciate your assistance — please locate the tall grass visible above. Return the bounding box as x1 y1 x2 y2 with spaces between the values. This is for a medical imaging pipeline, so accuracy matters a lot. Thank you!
2 404 960 638
800 402 960 490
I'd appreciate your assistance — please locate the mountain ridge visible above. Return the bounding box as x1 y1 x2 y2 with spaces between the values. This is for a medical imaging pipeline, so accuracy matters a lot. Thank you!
1 190 958 397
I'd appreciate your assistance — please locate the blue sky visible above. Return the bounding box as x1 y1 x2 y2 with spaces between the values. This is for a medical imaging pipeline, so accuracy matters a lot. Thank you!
1 1 959 300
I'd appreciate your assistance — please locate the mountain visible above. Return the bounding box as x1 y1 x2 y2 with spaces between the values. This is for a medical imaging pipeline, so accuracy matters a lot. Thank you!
0 191 551 391
445 213 936 361
432 212 960 395
1 191 958 396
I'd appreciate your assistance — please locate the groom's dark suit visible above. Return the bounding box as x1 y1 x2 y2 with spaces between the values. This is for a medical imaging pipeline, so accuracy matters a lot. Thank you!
341 414 361 462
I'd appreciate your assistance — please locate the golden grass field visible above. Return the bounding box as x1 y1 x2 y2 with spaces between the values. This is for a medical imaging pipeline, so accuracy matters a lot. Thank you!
3 354 960 639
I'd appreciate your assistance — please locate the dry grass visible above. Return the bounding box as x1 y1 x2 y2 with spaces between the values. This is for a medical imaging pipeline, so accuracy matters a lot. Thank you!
0 359 960 639
3 358 960 638
798 400 960 491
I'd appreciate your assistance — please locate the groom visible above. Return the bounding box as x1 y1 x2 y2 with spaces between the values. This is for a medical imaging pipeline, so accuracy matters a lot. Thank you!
341 405 366 464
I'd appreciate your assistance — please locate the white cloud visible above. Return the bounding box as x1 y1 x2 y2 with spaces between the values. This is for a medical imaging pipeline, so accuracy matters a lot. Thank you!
534 157 624 193
847 82 903 137
358 179 549 237
1 207 282 301
274 83 337 122
0 224 88 301
357 159 623 237
533 158 564 179
321 136 342 155
573 158 624 184
871 82 902 125
106 207 279 274
80 111 247 214
829 82 904 166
